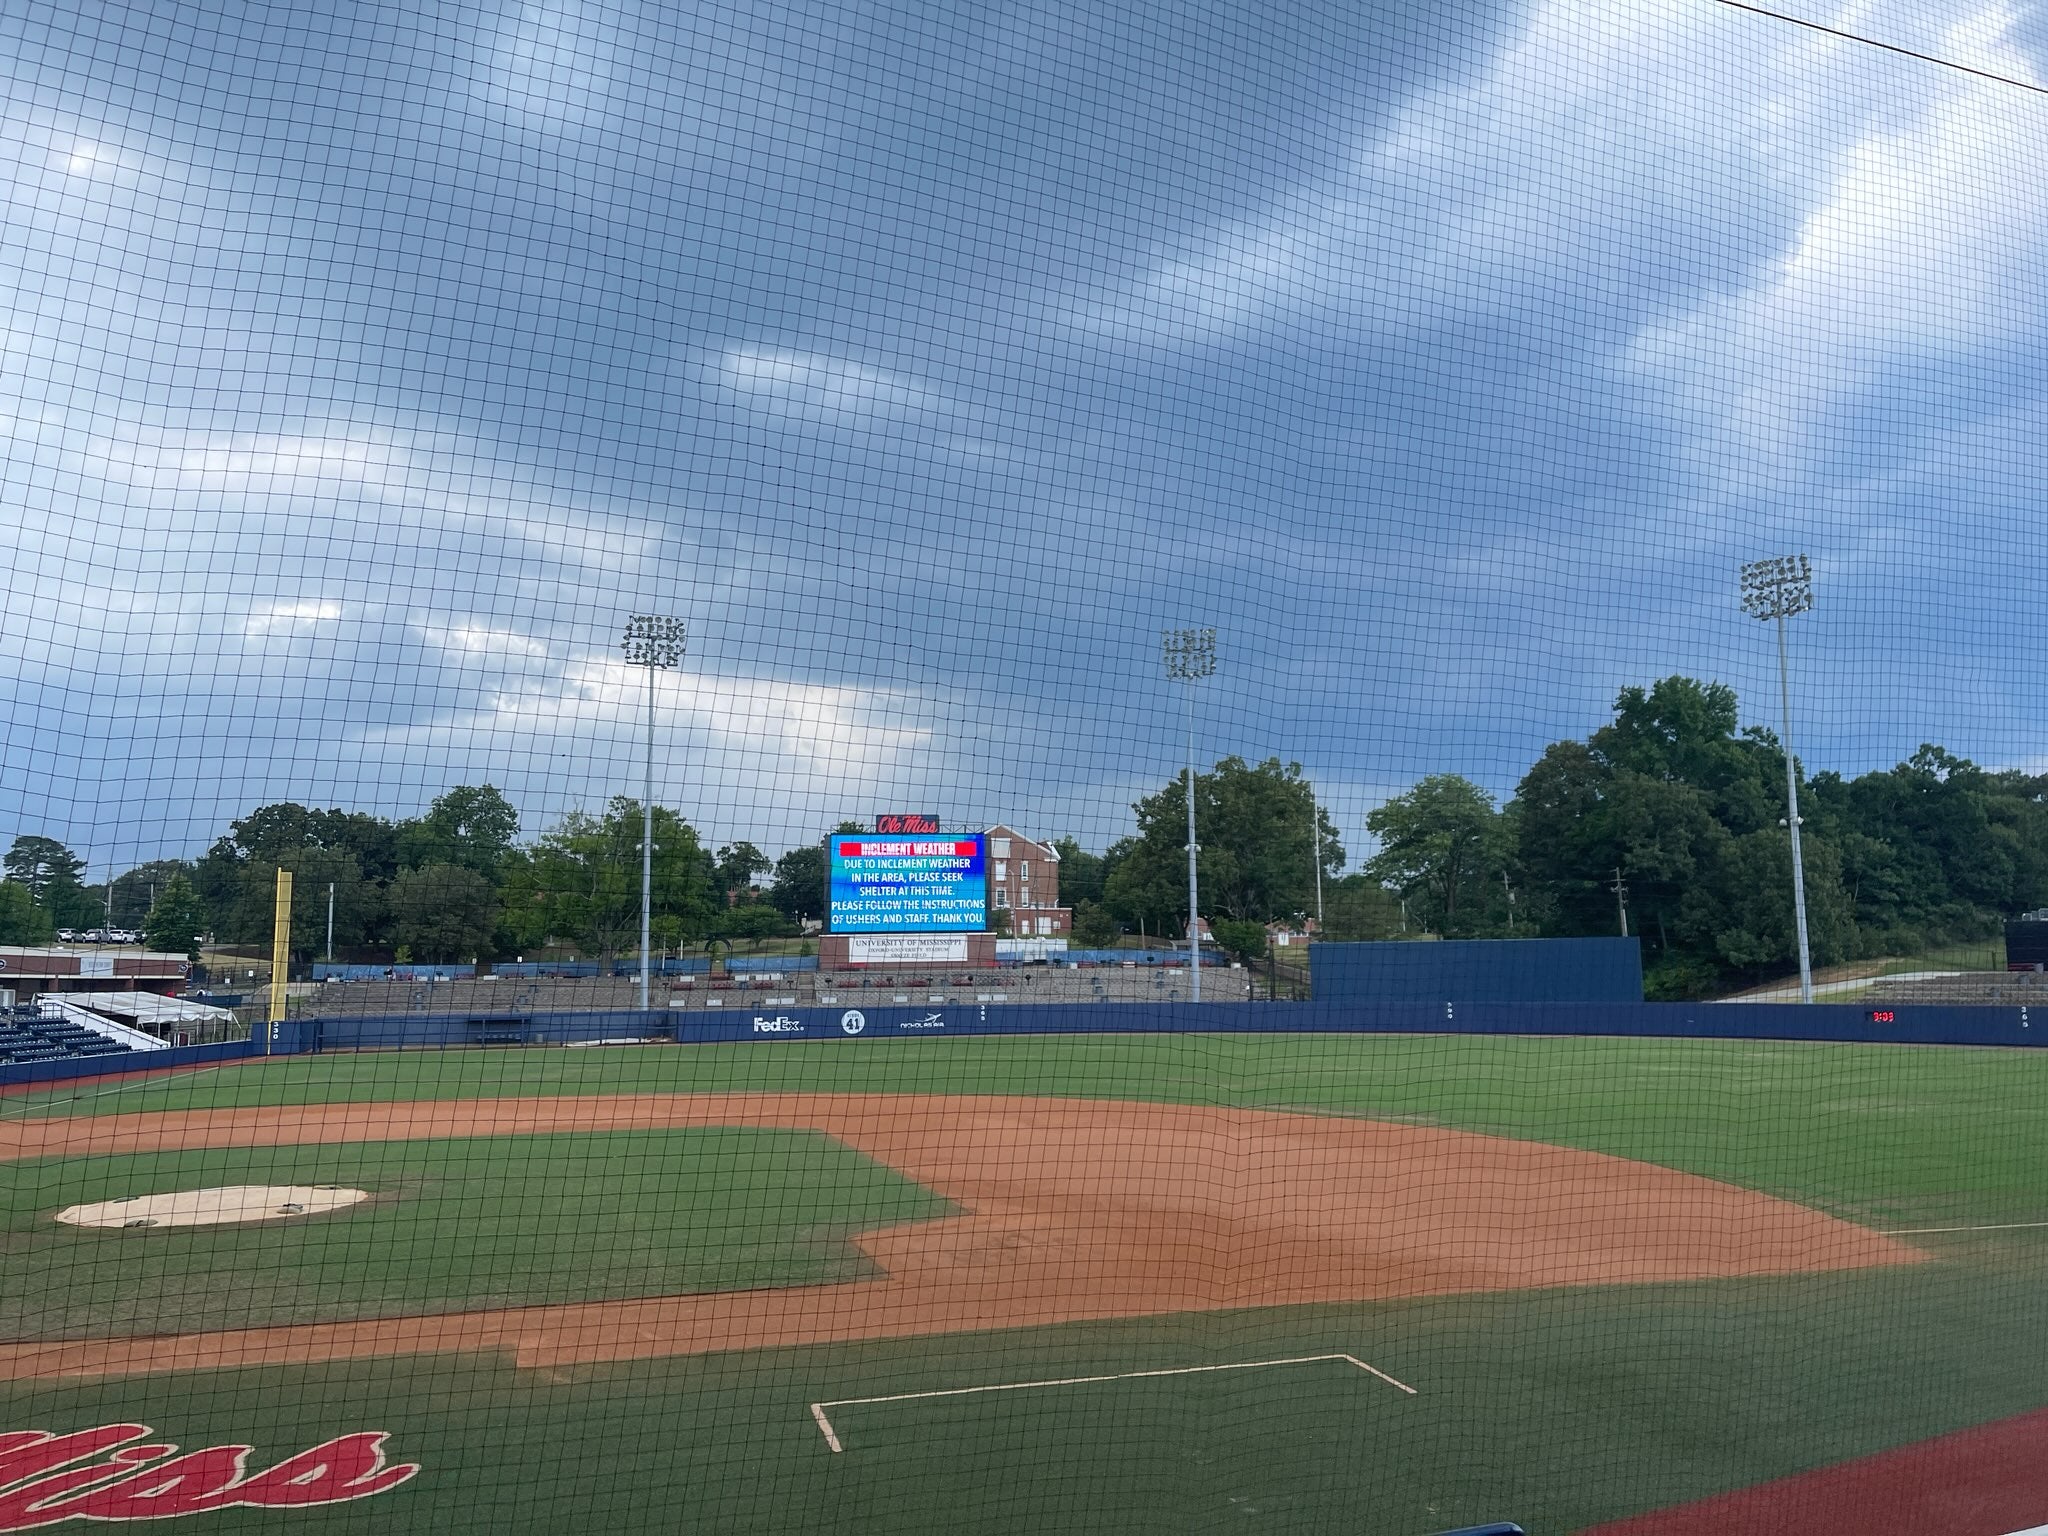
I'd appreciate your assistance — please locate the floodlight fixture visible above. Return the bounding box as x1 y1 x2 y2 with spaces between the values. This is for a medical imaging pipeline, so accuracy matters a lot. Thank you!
622 614 687 670
1740 555 1813 622
623 615 687 1010
1162 626 1217 681
1740 556 1815 1003
1162 627 1217 1000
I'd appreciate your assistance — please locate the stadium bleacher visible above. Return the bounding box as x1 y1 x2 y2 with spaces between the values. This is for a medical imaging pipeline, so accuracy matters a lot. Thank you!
0 1007 137 1065
1864 971 2048 1006
304 964 1257 1017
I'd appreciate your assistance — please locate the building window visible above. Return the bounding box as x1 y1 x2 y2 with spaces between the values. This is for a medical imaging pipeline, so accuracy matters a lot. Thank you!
1020 861 1030 883
995 861 1008 881
991 838 1012 858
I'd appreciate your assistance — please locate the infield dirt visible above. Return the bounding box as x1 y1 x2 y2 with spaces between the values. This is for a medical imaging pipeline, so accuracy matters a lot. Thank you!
0 1092 1920 1380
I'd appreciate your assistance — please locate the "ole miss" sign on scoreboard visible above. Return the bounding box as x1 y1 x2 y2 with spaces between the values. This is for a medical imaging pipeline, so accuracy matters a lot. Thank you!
873 814 939 834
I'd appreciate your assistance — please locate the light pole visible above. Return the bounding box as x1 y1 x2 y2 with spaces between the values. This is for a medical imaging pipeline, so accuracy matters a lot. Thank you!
1308 778 1324 933
622 615 686 1011
1162 627 1215 1002
1741 555 1815 1003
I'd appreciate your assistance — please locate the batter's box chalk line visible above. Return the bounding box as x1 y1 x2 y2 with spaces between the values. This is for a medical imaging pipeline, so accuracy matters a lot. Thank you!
807 1352 1416 1453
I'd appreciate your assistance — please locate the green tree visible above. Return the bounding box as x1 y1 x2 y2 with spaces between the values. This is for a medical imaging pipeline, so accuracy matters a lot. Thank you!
767 843 827 926
3 837 97 930
110 860 197 928
1365 775 1503 936
1069 898 1122 948
1209 918 1267 962
1675 829 1855 973
714 842 772 902
235 848 379 960
1052 838 1107 908
396 785 520 878
0 881 53 945
1104 758 1344 935
1593 677 1781 834
714 902 796 948
1102 831 1181 938
516 799 716 958
200 802 404 945
388 863 499 962
3 836 83 898
1319 874 1404 941
141 875 208 960
42 875 103 933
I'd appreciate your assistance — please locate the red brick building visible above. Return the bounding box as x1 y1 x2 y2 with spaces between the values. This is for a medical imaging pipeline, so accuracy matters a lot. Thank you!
0 948 190 1007
986 825 1071 938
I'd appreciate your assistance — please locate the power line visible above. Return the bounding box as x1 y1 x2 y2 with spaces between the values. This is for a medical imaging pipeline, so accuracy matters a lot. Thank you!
1713 0 2048 96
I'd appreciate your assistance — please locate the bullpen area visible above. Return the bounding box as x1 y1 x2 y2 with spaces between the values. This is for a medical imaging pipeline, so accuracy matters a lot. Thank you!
3 1034 2046 1533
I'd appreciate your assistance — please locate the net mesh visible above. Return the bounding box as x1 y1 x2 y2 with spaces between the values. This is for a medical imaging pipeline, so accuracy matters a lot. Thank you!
4 0 2047 1529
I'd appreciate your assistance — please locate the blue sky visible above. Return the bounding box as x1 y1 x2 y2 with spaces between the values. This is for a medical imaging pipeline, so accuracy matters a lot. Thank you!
3 0 2046 870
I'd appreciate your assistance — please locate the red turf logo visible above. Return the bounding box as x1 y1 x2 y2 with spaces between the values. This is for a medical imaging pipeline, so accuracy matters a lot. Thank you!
0 1424 418 1530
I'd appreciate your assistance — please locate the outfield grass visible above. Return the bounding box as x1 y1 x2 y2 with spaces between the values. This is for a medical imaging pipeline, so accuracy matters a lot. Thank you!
0 1129 953 1338
21 1034 2048 1230
6 1034 2048 1533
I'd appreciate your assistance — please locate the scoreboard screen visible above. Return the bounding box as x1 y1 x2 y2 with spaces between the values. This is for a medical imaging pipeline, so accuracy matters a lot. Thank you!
829 835 987 933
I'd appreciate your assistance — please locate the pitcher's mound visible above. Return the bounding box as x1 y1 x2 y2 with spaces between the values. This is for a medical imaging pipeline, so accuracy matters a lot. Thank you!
55 1185 370 1229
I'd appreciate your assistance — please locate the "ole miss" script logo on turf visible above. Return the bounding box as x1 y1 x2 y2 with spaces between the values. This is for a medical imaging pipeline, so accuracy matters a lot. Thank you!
0 1424 418 1529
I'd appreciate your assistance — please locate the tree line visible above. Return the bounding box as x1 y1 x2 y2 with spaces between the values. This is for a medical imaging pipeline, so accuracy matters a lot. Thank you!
1359 677 2048 996
1 675 2039 995
0 788 829 965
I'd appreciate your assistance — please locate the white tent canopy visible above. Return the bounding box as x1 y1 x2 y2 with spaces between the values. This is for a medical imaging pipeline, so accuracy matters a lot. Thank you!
62 993 237 1029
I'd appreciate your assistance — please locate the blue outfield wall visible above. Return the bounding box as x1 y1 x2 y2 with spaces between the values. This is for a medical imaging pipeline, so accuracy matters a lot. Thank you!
1311 938 1645 1004
12 1001 2046 1085
0 1038 258 1090
295 999 2048 1051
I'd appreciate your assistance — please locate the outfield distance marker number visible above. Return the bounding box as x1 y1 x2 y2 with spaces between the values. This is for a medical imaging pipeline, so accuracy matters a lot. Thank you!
808 1352 1414 1453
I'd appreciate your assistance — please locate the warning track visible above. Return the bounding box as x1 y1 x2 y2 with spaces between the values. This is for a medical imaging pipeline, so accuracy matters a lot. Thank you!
0 1092 1920 1381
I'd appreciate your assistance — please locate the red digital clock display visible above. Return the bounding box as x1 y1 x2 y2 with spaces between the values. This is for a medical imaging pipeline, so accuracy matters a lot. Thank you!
1867 1010 1897 1024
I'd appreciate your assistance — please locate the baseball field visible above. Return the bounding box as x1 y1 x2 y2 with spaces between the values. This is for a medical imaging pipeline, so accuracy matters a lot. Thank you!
3 1033 2047 1533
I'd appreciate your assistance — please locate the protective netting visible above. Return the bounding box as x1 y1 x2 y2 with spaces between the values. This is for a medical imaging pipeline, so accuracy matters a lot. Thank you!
5 0 2048 1530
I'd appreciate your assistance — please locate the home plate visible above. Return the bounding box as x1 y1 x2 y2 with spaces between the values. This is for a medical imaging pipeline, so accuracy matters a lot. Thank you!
55 1186 371 1228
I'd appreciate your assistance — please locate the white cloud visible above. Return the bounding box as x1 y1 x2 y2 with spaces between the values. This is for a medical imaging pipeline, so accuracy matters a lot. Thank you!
1061 0 2048 388
243 601 347 638
713 346 952 423
354 649 945 848
1625 0 2048 493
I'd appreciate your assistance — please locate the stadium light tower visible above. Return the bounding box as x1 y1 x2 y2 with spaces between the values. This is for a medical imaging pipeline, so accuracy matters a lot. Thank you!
1162 627 1216 1002
1741 555 1815 1004
622 615 686 1011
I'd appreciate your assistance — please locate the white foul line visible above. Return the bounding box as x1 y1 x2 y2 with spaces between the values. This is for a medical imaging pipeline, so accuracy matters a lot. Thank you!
808 1352 1414 1453
1881 1221 2048 1235
0 1061 241 1121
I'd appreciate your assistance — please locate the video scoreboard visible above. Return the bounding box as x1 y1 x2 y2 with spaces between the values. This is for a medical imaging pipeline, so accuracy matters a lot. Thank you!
828 834 987 933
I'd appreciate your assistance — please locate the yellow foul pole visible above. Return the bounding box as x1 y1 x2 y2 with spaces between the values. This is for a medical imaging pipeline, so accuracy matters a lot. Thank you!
266 868 293 1053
